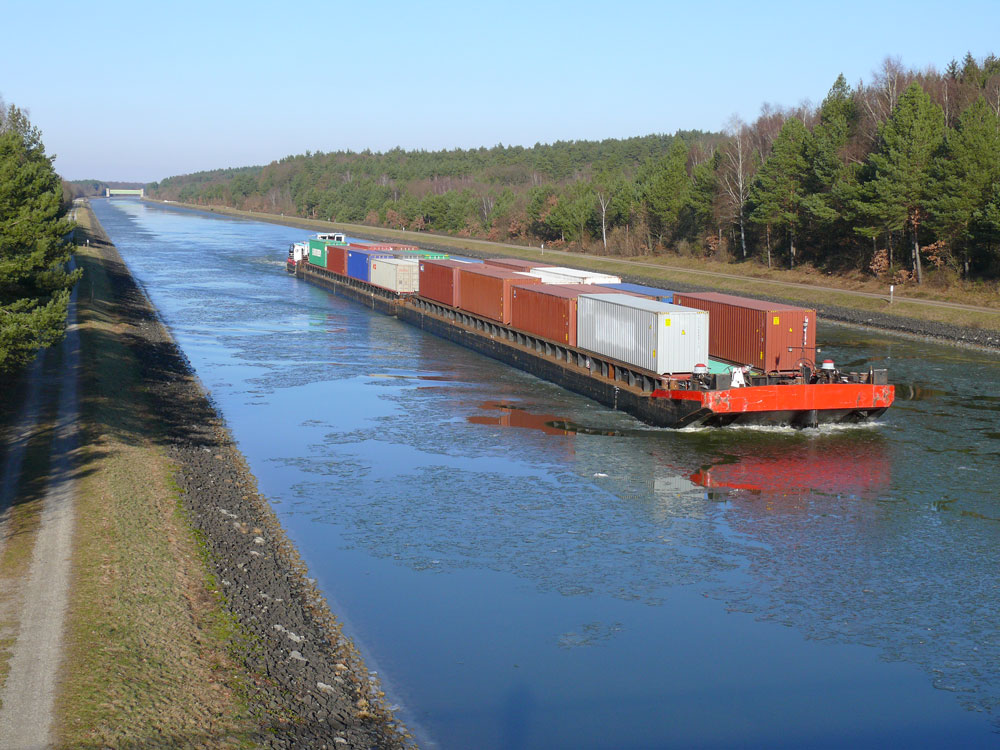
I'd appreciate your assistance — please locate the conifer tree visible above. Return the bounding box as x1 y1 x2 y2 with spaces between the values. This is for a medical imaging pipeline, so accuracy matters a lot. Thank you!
931 97 1000 276
0 104 78 373
642 140 690 246
866 83 946 283
749 117 811 269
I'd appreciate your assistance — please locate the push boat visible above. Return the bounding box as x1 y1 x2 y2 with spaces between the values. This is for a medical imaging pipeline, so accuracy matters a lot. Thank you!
286 237 894 429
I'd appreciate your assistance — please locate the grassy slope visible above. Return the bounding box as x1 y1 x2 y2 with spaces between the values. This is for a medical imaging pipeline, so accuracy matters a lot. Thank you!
162 200 1000 333
55 209 255 747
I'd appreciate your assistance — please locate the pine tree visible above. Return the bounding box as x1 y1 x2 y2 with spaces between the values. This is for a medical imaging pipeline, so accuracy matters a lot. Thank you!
0 104 78 373
866 83 946 283
803 75 859 265
642 140 690 247
930 96 1000 276
749 117 811 269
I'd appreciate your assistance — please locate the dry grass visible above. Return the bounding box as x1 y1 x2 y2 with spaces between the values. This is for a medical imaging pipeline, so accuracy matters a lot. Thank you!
54 229 255 747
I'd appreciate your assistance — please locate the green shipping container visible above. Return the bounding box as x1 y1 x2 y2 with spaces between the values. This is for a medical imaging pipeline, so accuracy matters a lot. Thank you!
308 238 328 267
397 250 450 260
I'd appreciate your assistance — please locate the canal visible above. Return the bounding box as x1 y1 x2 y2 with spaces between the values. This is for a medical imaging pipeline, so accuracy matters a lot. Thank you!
90 198 999 748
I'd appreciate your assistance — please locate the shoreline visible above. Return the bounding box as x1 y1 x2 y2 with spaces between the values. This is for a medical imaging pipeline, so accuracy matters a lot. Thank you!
142 198 1000 353
78 202 409 748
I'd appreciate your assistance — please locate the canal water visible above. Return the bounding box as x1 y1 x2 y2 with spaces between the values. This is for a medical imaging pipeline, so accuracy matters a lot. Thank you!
91 199 999 748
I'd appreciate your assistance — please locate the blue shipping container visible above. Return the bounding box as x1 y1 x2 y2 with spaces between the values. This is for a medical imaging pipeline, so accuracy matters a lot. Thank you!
596 282 675 303
347 249 393 282
446 255 484 264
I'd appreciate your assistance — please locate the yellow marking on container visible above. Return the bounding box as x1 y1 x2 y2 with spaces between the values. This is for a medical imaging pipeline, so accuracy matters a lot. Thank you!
665 318 671 326
773 316 780 325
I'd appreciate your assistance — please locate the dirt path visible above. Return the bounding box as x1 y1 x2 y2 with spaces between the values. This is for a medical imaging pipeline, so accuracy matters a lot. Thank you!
0 275 80 748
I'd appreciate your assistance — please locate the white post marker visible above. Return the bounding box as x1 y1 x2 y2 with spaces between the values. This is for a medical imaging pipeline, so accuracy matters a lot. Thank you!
890 284 894 304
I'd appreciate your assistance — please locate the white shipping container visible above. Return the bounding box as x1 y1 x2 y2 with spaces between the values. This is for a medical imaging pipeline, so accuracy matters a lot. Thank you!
577 294 709 374
523 268 582 284
370 257 420 293
535 266 622 284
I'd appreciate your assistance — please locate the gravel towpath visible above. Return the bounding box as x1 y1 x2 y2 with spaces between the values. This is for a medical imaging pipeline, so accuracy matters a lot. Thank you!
0 276 80 749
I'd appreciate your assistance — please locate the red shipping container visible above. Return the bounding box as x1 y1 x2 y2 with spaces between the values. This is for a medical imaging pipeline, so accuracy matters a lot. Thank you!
458 266 541 324
510 284 651 346
672 292 816 372
418 259 468 307
484 258 555 272
348 242 373 249
326 245 348 275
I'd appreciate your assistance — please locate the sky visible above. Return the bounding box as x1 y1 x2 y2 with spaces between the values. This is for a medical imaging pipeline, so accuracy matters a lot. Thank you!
2 0 997 183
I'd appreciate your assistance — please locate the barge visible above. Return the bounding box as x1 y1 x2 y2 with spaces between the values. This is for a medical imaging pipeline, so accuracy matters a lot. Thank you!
288 252 894 429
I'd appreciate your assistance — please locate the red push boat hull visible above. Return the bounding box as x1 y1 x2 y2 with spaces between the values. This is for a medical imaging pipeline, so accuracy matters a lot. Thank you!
651 383 895 428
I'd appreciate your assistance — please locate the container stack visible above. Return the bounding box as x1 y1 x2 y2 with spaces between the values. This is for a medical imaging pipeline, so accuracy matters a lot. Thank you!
370 257 419 293
307 238 329 268
576 294 709 375
347 248 394 282
672 292 815 372
418 259 468 307
326 246 348 275
523 266 622 285
457 266 541 324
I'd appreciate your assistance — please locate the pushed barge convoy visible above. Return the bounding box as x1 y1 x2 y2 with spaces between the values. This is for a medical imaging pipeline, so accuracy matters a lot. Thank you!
287 239 894 429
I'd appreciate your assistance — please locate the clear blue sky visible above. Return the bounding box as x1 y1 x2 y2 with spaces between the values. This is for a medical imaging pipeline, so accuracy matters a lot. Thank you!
2 0 996 182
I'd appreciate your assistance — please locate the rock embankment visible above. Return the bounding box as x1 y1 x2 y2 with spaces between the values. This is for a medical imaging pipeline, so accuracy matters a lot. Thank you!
84 219 408 749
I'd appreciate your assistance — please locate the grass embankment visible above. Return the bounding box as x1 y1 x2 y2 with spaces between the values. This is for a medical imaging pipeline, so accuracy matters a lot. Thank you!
55 206 256 747
149 199 1000 334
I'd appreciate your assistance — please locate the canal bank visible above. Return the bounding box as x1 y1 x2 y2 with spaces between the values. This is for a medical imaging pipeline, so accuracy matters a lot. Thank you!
69 201 407 748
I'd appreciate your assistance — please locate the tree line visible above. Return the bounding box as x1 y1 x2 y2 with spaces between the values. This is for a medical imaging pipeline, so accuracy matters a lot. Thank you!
0 97 77 374
148 52 1000 285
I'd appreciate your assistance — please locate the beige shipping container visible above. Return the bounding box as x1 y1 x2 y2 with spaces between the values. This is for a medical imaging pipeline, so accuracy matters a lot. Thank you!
370 257 420 293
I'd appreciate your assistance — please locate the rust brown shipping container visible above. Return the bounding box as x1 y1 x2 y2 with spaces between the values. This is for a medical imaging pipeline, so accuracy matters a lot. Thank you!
672 292 816 372
418 259 469 307
458 266 541 324
510 284 655 347
326 245 348 275
510 284 583 346
484 258 555 272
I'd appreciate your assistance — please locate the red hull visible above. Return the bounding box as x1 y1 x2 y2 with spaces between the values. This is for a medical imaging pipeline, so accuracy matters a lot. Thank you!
651 383 895 427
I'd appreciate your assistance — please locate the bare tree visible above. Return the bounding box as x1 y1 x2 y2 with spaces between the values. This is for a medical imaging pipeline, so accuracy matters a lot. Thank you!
858 56 910 144
748 103 785 161
480 192 495 225
718 116 756 258
986 74 1000 122
596 192 611 252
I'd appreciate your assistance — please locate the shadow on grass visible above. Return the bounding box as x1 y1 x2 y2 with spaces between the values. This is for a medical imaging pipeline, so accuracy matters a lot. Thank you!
76 248 220 454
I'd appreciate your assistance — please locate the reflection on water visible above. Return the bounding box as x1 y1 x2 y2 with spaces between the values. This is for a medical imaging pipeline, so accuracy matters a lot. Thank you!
689 433 891 495
91 199 1000 748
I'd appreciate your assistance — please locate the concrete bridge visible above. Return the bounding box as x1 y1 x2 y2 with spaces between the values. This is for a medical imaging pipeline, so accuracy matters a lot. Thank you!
106 188 144 198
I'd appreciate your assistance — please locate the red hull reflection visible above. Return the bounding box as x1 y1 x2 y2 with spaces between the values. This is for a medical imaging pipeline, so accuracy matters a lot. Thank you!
689 439 890 496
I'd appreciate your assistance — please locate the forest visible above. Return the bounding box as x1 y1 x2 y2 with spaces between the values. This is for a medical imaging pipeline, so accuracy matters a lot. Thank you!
147 53 1000 286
